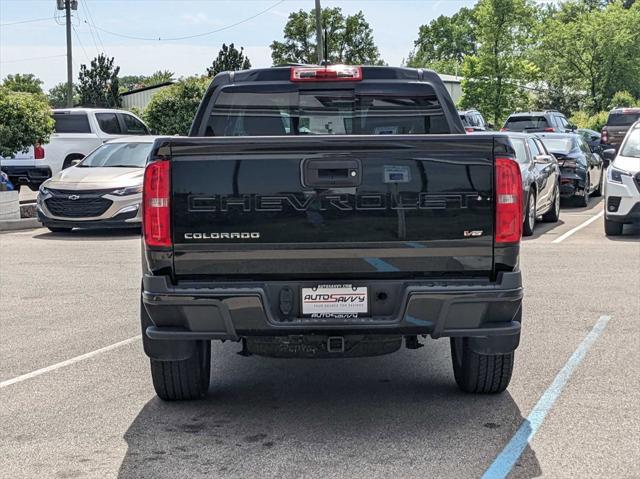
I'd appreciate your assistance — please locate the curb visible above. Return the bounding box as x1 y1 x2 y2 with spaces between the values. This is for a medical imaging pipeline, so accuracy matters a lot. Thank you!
0 218 42 232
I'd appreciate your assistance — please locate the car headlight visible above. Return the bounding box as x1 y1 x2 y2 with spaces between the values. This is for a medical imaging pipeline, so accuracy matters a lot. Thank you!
111 185 143 196
608 166 630 184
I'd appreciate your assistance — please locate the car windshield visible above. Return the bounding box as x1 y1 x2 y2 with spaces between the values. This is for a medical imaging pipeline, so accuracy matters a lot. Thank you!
205 84 450 136
607 112 640 127
77 142 152 168
504 116 549 131
540 137 574 154
620 129 640 158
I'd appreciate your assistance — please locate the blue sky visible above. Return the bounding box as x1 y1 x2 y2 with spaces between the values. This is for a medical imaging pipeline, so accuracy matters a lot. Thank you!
1 0 474 89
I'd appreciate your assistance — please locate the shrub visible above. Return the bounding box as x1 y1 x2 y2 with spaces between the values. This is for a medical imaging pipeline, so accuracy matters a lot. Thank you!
608 90 638 110
143 77 209 135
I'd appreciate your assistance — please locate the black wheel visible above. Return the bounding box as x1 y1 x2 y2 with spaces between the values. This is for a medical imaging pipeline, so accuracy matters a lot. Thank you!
604 218 623 236
150 340 211 401
522 191 536 236
541 186 560 222
592 171 603 197
450 337 514 393
47 227 73 233
577 175 590 206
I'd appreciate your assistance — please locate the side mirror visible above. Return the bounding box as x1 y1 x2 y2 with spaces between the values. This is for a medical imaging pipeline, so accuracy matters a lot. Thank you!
70 159 83 167
487 122 495 130
535 154 552 164
602 148 616 161
568 124 577 131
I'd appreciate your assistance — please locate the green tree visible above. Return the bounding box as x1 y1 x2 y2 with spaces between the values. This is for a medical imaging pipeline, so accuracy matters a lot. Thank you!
143 77 208 135
459 0 537 125
271 8 383 65
535 0 640 113
47 82 79 108
207 43 251 77
77 54 121 108
0 87 54 158
119 75 147 92
119 71 174 93
407 7 477 75
2 73 43 94
145 70 174 86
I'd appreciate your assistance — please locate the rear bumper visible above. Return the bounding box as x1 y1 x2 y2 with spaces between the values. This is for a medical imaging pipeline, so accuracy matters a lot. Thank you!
2 166 51 186
141 271 523 357
559 170 586 198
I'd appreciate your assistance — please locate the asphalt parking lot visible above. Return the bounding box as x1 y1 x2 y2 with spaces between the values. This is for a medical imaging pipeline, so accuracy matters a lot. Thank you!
1 197 638 479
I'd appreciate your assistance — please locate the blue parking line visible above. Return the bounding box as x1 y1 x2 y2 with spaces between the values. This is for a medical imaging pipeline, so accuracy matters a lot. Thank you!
363 257 400 272
481 315 610 479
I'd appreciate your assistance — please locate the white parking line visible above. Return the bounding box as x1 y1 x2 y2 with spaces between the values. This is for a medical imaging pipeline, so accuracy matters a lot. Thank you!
552 211 603 243
0 335 140 389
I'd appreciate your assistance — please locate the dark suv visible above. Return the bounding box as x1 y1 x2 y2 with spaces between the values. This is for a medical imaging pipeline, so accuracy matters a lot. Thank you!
601 107 640 152
503 111 574 133
458 109 490 132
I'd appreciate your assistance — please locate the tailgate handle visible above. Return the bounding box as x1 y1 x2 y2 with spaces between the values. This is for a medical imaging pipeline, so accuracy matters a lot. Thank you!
303 159 362 187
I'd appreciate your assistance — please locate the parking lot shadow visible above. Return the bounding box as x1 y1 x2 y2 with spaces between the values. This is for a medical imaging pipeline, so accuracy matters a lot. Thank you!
33 228 140 241
118 342 541 479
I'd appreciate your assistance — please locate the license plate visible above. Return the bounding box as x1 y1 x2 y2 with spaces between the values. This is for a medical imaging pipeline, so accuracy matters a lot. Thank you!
301 284 368 319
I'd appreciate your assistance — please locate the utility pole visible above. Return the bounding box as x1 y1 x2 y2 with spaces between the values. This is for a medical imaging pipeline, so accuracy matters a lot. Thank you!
314 0 323 65
57 0 77 106
65 0 73 106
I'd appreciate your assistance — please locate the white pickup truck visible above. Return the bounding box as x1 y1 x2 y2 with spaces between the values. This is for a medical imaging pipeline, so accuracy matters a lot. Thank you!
0 108 150 190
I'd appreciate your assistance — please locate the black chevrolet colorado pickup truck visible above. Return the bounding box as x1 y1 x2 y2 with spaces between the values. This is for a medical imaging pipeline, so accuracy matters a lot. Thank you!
141 65 524 401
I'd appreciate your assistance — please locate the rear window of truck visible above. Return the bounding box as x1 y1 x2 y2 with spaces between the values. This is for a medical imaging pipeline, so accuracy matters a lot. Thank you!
607 112 640 126
504 116 549 131
53 113 91 133
205 85 450 136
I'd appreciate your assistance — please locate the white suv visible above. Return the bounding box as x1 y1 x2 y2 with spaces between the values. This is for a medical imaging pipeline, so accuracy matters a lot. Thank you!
603 120 640 235
0 108 149 190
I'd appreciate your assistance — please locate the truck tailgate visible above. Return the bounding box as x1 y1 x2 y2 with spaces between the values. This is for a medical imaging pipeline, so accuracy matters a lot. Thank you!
168 135 495 278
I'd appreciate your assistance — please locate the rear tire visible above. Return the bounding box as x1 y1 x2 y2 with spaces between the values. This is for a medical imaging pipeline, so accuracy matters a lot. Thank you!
541 186 560 222
450 337 514 393
522 191 536 236
604 218 623 236
47 227 73 233
150 340 211 401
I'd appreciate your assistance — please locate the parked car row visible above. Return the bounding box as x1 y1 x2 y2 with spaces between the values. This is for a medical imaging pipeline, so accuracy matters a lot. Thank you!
0 108 150 191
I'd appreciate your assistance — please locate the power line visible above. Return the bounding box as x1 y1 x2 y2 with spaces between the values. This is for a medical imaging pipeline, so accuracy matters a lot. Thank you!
0 54 67 64
0 17 53 27
80 0 106 54
86 0 285 41
72 24 91 62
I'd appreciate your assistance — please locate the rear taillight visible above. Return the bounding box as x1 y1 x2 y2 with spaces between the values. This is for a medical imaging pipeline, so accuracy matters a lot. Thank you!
143 160 171 248
500 128 509 132
465 127 475 133
34 145 45 159
601 127 608 144
495 158 523 244
544 127 556 132
290 65 363 82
